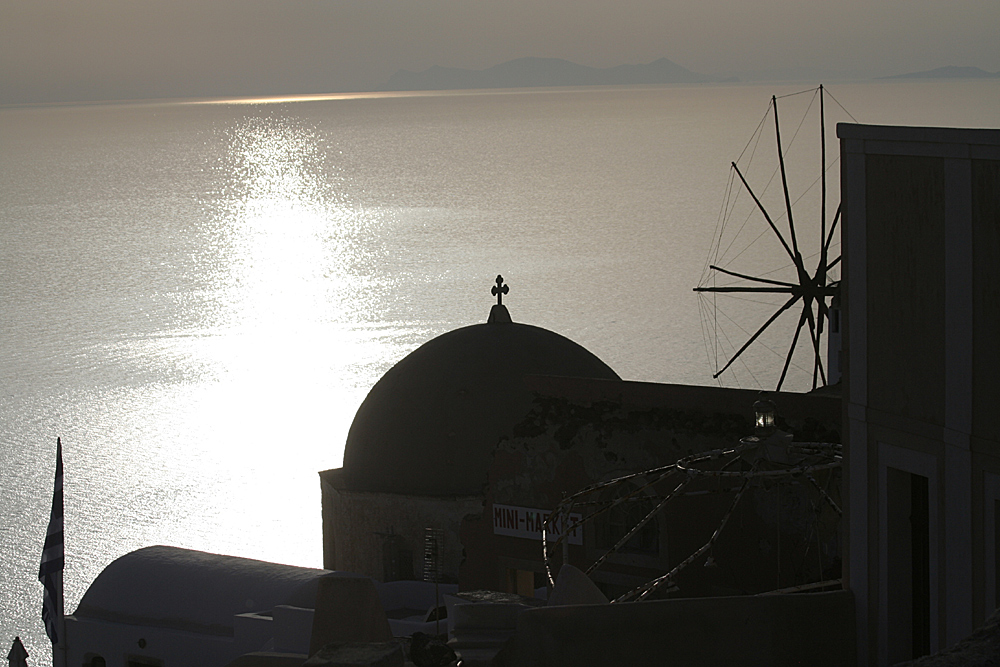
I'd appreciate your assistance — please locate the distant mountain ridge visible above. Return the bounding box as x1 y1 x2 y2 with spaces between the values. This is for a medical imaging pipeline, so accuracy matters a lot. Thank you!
880 66 999 80
379 57 718 92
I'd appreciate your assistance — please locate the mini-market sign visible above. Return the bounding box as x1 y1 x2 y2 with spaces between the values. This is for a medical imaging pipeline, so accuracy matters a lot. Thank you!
492 504 583 545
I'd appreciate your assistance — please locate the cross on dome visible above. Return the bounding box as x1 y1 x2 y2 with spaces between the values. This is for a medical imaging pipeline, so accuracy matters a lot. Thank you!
487 275 512 324
491 275 509 305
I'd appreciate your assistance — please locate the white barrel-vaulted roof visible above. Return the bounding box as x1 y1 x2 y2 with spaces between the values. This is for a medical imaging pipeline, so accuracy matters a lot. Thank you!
73 545 337 635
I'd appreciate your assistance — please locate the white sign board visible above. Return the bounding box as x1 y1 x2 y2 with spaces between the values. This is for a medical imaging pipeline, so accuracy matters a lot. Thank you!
492 504 584 545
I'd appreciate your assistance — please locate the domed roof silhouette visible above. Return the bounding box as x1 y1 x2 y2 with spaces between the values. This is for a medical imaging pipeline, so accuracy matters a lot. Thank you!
342 280 620 497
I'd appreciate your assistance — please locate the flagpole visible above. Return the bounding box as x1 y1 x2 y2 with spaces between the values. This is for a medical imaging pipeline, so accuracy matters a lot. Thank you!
55 567 66 667
54 438 67 667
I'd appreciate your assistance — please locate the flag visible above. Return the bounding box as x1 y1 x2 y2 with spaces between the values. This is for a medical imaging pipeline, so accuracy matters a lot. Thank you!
39 437 64 645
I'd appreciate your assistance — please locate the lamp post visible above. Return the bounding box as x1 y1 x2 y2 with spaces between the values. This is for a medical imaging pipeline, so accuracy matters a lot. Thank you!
754 392 776 437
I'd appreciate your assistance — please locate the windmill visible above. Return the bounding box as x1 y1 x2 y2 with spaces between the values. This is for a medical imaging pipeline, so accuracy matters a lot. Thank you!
695 85 854 392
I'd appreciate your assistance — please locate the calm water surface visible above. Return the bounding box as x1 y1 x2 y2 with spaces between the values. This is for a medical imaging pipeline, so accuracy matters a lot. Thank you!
2 80 998 662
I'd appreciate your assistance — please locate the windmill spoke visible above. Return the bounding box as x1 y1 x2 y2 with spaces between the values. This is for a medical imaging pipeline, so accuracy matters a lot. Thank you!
820 85 827 271
804 305 828 389
708 265 797 287
825 204 842 254
826 255 841 271
810 322 826 389
773 96 802 263
693 286 795 294
713 294 801 378
776 308 809 392
731 162 797 264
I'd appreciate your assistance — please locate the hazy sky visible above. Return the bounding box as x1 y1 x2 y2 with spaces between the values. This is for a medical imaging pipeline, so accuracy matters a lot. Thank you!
1 0 998 104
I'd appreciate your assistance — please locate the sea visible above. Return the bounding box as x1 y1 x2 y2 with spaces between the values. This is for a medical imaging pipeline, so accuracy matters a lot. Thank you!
2 79 998 663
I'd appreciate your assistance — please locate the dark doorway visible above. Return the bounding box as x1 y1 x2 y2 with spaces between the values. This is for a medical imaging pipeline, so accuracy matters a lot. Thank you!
886 468 931 663
995 499 1000 613
383 533 414 582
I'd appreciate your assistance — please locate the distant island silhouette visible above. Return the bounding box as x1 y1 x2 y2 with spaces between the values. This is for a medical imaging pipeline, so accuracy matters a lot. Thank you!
378 57 730 92
879 66 1000 80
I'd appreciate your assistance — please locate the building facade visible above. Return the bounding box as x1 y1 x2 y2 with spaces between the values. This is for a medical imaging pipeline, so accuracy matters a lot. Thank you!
839 123 1000 665
460 376 842 600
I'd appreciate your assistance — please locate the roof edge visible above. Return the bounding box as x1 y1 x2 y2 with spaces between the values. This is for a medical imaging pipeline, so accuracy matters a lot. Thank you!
837 122 1000 145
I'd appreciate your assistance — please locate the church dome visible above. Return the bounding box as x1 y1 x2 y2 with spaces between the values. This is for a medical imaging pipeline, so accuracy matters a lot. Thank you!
342 279 620 497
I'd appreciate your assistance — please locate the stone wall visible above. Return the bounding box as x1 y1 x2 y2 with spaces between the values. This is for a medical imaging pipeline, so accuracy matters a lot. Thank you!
321 471 481 583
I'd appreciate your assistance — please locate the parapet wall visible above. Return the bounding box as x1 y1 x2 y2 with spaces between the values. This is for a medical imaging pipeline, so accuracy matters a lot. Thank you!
510 589 855 667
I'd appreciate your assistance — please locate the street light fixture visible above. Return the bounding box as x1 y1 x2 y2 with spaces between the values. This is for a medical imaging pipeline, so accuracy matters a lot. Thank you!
754 392 776 437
